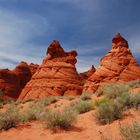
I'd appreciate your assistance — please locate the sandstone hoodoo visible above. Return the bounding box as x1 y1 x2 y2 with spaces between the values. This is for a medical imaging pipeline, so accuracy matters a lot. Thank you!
18 40 83 99
83 33 140 93
0 62 38 99
79 65 96 82
28 63 39 75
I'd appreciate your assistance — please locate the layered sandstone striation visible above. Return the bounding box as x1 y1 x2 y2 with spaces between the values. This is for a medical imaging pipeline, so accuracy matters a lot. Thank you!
29 63 39 75
83 33 140 93
0 62 38 99
18 40 83 99
79 65 96 82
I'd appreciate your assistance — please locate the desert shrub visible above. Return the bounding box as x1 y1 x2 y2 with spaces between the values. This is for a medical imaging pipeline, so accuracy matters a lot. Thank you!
0 91 13 106
65 96 75 101
0 104 19 130
3 99 14 105
15 98 34 105
47 96 59 104
129 93 140 110
127 80 140 88
80 92 92 101
0 99 14 108
71 100 94 114
18 103 45 122
36 98 50 106
96 83 129 98
120 121 140 140
94 97 110 107
0 90 4 103
115 92 140 110
42 107 77 132
115 92 132 109
36 96 59 106
95 100 124 124
96 80 140 98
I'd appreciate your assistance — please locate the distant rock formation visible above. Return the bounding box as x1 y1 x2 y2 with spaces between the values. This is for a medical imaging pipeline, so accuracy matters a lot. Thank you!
83 33 140 93
0 62 38 99
29 63 39 75
18 40 83 99
79 65 96 83
0 69 20 99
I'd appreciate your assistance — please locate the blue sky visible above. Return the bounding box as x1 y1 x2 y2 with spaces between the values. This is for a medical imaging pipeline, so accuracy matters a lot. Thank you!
0 0 140 72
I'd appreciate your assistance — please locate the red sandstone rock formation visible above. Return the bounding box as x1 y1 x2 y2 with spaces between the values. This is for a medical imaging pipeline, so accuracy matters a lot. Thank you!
0 62 38 99
29 63 39 75
0 69 20 99
79 65 96 82
13 62 32 89
83 33 140 93
18 40 83 99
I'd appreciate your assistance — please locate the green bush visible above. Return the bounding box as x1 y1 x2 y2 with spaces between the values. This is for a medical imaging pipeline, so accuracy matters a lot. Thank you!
115 92 132 109
94 97 110 107
0 104 19 130
129 93 140 110
15 98 34 105
96 83 129 98
120 121 140 140
36 98 50 106
96 80 140 98
127 80 140 88
47 96 59 104
95 100 124 124
36 96 59 106
116 92 140 110
18 103 45 122
43 107 77 132
65 96 75 101
80 92 92 101
71 100 94 114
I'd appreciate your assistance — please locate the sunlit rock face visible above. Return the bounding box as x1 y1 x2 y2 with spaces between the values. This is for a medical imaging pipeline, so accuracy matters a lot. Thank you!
83 33 140 93
18 40 83 100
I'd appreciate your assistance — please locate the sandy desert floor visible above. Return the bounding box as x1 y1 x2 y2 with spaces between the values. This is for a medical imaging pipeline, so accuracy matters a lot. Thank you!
0 96 140 140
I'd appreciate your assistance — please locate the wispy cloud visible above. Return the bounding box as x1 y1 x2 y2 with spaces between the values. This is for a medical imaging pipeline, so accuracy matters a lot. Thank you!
0 0 139 72
0 8 48 69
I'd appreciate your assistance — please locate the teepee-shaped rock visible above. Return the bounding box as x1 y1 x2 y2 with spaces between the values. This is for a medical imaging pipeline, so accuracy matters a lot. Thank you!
18 40 83 99
83 33 140 93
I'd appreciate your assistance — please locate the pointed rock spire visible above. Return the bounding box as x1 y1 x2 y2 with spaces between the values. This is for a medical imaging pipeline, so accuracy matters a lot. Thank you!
83 34 140 93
